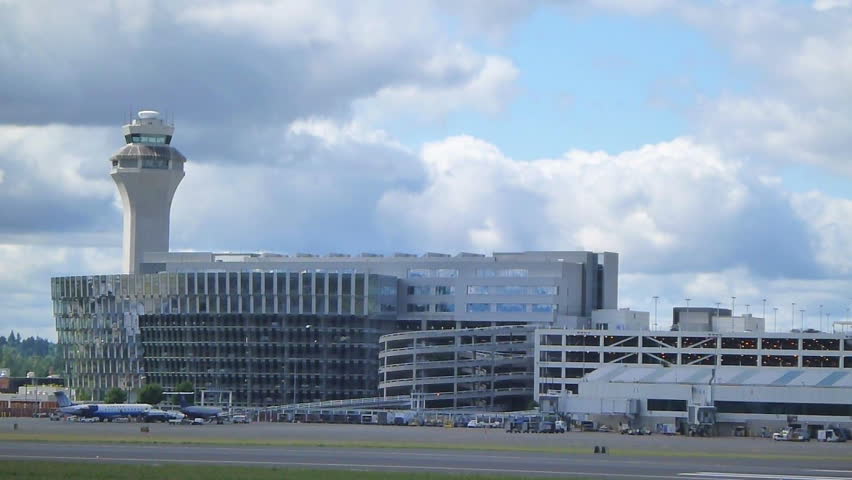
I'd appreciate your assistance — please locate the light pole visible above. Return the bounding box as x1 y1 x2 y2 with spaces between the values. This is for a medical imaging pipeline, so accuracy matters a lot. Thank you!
826 312 831 332
791 303 796 332
745 304 750 314
762 299 766 321
293 324 312 405
715 302 721 324
819 304 823 331
731 296 736 317
773 307 778 332
653 296 659 331
800 310 805 331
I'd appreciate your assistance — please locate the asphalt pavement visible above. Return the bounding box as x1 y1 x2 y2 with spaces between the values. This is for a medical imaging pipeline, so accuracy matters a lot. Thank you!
1 419 851 479
0 441 851 479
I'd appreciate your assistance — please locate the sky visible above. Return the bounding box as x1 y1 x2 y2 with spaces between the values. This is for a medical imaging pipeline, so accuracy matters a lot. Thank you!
1 0 852 340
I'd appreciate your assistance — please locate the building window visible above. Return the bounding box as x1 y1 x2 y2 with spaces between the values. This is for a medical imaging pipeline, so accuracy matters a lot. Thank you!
647 399 688 412
406 303 431 313
407 269 431 278
714 401 852 417
141 158 169 169
531 304 557 313
380 286 397 296
435 269 458 278
466 285 557 295
533 286 557 295
435 285 455 295
467 285 488 295
435 303 455 313
496 303 525 313
466 303 491 313
474 269 496 278
406 285 432 295
498 268 528 277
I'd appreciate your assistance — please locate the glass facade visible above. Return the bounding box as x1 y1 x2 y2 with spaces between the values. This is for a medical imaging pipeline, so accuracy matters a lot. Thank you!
52 271 396 401
466 286 557 295
140 313 393 406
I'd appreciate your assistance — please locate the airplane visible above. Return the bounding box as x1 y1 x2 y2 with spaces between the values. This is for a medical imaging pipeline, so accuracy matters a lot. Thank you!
178 395 224 424
143 408 185 423
55 391 152 421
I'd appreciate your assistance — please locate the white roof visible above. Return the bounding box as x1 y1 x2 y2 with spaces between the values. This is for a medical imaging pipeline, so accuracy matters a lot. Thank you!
586 365 852 388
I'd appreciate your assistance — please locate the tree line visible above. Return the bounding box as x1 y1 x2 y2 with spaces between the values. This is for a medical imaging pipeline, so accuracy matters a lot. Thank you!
0 331 64 377
109 380 194 405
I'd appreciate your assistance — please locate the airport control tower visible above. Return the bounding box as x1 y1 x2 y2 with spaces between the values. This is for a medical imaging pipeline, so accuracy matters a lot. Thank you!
110 110 185 273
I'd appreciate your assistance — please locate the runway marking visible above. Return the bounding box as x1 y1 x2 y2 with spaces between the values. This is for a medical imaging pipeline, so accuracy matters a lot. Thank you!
812 471 852 475
0 453 708 479
680 472 851 480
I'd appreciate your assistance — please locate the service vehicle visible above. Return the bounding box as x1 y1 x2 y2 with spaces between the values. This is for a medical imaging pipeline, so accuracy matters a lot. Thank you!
773 428 809 442
817 429 846 442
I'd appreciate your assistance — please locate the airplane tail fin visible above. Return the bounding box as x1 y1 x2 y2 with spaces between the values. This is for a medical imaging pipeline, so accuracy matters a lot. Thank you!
54 391 74 407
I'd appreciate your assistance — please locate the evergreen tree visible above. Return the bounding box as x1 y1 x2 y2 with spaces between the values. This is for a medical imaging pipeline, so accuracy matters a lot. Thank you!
173 380 194 404
138 383 164 405
105 387 127 404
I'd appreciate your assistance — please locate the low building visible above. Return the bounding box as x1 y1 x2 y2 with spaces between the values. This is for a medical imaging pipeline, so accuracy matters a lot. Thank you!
0 385 63 417
535 323 852 436
553 364 852 437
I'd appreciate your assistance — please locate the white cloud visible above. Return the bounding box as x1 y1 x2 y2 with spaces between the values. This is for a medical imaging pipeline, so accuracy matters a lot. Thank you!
699 97 852 172
0 244 121 340
377 135 777 275
619 269 852 332
812 0 852 11
353 49 519 123
791 191 852 275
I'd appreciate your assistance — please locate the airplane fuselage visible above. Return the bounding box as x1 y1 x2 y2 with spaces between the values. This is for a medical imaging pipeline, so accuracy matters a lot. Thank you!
60 403 152 419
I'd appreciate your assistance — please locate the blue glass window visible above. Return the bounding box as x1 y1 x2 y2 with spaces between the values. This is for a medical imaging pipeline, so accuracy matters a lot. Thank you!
435 303 455 313
496 303 525 313
466 303 491 313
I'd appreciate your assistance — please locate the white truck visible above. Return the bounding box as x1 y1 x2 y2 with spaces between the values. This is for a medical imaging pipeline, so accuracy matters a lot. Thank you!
817 429 846 442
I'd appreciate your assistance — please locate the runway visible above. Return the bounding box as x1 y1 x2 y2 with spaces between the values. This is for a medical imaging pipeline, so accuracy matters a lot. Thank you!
1 441 851 479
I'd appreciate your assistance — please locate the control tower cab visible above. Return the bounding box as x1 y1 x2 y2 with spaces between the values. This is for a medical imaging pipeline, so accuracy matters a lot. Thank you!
110 110 186 274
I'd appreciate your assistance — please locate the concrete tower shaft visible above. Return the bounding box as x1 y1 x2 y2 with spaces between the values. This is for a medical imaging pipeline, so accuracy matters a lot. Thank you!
110 111 185 273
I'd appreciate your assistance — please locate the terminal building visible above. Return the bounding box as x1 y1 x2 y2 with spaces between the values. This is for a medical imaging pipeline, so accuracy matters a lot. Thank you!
51 110 618 406
52 110 852 433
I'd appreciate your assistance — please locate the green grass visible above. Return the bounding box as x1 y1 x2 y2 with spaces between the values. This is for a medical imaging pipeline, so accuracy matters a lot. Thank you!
0 432 849 463
0 461 557 480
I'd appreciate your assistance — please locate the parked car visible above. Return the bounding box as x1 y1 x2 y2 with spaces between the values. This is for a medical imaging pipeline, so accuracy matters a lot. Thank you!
231 415 249 424
597 425 612 433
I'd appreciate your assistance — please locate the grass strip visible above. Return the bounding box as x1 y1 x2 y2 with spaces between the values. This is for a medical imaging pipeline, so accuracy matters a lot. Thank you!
0 460 564 480
0 432 848 462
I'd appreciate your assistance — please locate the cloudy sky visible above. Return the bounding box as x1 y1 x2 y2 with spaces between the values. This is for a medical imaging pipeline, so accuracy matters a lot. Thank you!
2 0 852 339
